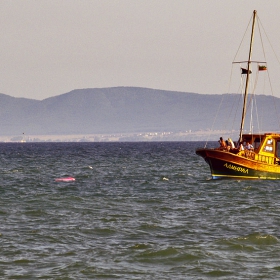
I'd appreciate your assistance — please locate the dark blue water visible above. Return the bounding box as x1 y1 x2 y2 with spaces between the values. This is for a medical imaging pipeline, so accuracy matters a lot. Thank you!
1 142 280 279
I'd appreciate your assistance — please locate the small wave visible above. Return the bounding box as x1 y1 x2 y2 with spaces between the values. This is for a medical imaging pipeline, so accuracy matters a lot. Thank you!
217 232 279 251
138 247 179 259
130 243 151 250
57 250 76 257
14 259 34 264
206 270 233 277
138 223 160 232
235 233 278 246
23 209 46 217
171 252 202 262
243 186 252 190
240 205 264 213
81 227 116 236
135 247 205 266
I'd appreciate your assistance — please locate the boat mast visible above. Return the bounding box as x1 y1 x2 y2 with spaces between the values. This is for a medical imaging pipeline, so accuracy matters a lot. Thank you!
239 10 257 142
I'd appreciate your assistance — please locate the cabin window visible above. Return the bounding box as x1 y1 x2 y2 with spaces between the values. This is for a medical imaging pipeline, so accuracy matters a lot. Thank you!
265 146 273 152
263 138 274 153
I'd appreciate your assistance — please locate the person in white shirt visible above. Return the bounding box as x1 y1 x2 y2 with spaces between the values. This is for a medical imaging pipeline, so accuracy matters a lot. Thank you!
245 142 254 150
228 138 235 149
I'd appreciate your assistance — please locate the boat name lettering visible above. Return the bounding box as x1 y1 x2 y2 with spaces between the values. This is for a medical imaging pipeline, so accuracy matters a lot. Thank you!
224 163 248 174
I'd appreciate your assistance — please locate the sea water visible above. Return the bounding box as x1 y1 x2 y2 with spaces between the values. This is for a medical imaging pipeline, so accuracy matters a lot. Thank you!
0 142 280 279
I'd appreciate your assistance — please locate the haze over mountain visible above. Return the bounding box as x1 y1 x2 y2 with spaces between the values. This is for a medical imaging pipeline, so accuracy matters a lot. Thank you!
0 87 279 139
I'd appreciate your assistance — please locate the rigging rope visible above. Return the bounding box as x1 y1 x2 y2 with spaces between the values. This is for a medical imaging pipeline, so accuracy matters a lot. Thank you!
257 16 280 130
204 14 254 148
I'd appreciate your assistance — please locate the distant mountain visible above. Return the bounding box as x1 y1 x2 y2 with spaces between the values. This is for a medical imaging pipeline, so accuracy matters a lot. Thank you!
0 86 279 136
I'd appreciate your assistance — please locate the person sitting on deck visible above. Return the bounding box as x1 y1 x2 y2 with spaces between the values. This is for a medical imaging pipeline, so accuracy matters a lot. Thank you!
228 138 235 150
239 143 244 151
218 137 227 150
225 138 240 154
236 139 244 151
245 141 254 150
225 140 229 148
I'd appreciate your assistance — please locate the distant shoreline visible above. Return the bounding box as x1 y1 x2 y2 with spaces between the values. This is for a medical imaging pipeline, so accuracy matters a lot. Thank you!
0 130 239 142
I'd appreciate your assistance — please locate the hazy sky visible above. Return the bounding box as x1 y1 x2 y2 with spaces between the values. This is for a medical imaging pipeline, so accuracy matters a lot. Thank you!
1 0 280 100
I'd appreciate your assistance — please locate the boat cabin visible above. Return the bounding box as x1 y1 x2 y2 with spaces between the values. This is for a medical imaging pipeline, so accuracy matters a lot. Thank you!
239 133 280 164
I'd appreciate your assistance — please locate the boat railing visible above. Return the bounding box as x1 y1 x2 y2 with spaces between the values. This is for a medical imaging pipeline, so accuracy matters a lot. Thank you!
240 150 277 165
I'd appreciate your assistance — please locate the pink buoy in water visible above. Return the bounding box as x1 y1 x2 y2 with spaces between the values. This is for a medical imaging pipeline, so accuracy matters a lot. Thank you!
55 177 75 182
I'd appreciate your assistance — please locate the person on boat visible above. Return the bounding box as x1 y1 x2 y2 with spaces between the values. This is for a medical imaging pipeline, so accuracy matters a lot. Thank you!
218 137 227 149
245 141 254 150
228 138 235 149
226 138 235 151
225 140 232 151
236 139 244 151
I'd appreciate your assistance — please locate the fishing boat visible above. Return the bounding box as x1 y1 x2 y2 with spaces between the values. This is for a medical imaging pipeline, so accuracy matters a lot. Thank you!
196 10 280 179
